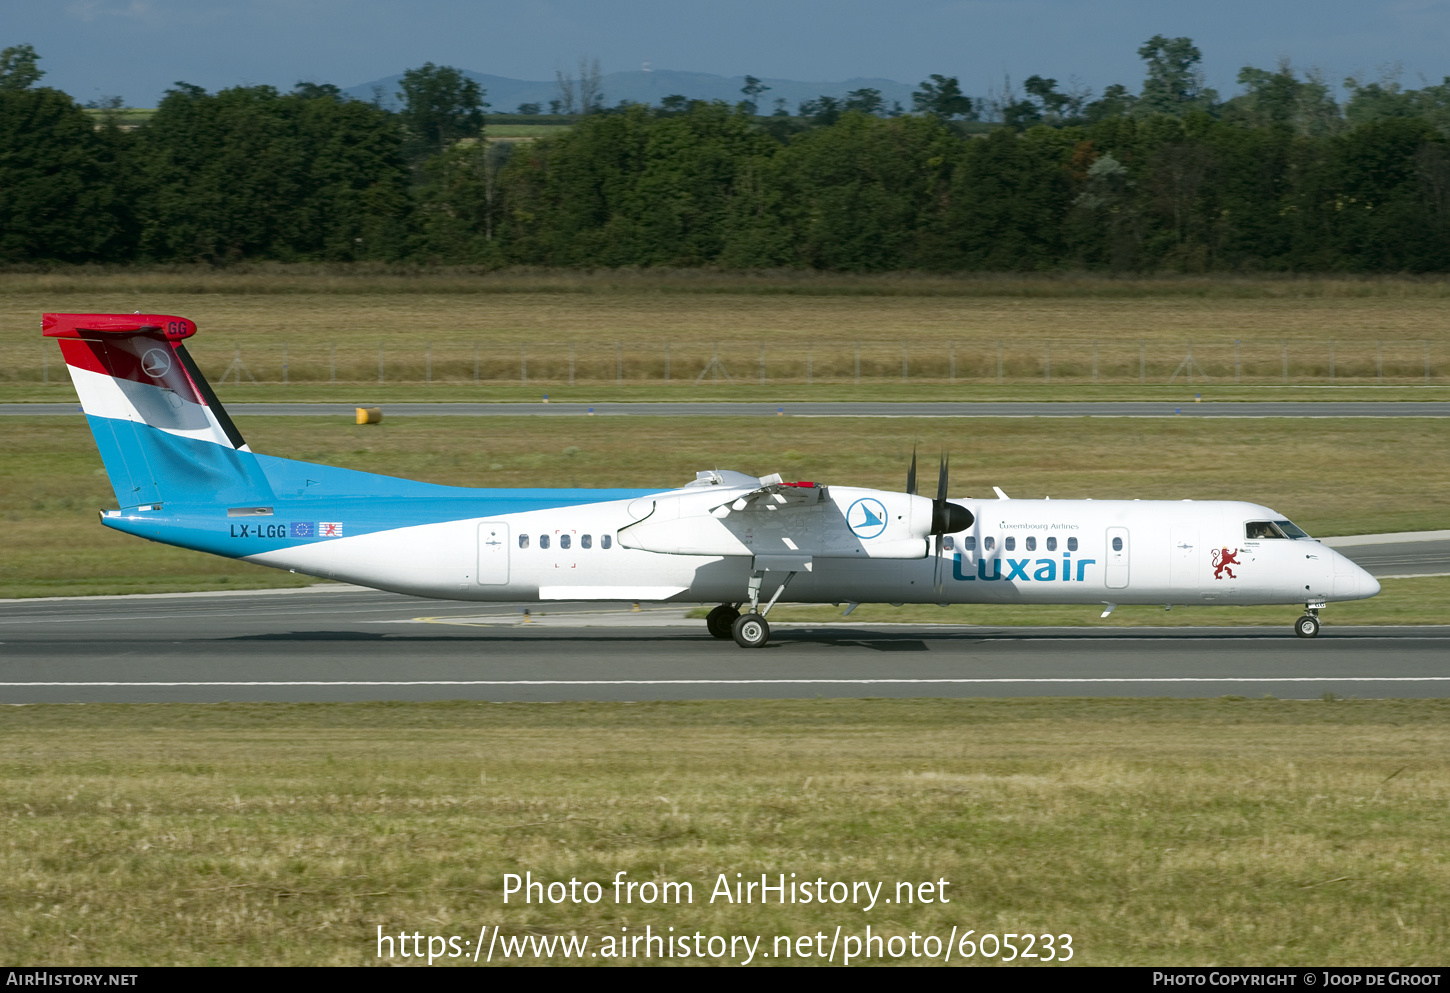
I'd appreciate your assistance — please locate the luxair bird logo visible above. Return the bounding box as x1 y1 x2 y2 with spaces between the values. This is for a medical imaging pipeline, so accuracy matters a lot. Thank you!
1212 547 1241 579
846 498 889 539
141 348 171 378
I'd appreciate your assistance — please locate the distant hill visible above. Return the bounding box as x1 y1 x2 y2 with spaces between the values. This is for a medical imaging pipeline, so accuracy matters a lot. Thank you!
343 69 919 114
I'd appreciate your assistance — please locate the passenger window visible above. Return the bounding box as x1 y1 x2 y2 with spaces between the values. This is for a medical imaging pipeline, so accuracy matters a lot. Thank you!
539 534 550 549
962 536 977 551
1005 536 1016 552
1246 521 1285 540
1112 536 1123 552
518 534 530 549
943 536 954 551
1067 537 1078 551
581 534 592 549
984 536 995 551
1046 536 1057 551
1025 536 1036 551
602 534 612 549
560 534 571 549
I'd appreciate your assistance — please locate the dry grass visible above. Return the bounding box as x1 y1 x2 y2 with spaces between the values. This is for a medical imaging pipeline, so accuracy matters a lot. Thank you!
1 698 1448 965
2 414 1445 600
4 272 1448 389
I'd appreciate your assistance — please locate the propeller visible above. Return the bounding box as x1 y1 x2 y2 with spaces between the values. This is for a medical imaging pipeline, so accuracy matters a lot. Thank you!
928 452 975 593
906 445 917 496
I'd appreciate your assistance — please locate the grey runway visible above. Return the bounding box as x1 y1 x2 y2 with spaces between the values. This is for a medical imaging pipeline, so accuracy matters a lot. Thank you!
2 587 1446 703
1334 539 1450 577
4 401 1449 418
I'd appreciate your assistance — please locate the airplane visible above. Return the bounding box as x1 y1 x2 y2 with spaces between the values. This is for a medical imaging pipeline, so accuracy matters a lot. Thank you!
44 312 1381 647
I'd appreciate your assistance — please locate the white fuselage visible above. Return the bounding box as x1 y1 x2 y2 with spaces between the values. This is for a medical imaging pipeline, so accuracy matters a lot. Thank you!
247 488 1380 609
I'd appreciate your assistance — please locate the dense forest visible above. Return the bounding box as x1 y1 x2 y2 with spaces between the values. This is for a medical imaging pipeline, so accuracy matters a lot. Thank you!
3 38 1450 272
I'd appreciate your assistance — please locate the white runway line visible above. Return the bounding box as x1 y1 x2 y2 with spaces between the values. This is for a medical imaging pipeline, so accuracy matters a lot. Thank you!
5 677 1450 688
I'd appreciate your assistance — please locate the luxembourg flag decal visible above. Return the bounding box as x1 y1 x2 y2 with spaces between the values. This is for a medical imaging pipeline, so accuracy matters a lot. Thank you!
319 522 344 537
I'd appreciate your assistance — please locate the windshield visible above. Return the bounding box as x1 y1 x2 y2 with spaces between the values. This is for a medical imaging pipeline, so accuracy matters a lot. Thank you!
1275 520 1310 539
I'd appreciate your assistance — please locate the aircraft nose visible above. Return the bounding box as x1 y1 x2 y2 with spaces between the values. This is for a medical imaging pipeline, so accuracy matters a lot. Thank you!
1358 563 1381 598
1332 548 1381 598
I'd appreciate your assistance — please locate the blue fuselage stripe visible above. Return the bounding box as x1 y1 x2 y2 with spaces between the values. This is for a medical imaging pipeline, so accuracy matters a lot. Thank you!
88 416 660 558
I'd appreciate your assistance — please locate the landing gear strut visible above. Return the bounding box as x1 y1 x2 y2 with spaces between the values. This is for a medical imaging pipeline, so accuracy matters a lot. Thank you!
705 604 740 640
1294 608 1321 639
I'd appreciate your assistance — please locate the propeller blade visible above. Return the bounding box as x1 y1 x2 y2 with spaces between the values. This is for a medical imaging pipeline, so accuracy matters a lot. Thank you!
933 532 944 593
906 445 917 496
928 451 976 535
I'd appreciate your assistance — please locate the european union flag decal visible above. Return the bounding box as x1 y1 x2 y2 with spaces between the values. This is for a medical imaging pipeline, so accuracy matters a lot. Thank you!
290 521 316 538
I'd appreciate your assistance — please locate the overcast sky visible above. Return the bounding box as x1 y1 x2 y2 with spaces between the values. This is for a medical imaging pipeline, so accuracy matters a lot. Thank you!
10 0 1450 107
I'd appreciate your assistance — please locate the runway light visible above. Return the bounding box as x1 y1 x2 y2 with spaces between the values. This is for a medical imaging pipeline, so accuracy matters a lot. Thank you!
355 406 382 425
543 394 549 403
587 407 595 416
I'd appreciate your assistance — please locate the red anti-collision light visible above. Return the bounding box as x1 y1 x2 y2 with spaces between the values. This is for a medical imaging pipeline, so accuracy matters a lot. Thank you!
43 313 197 341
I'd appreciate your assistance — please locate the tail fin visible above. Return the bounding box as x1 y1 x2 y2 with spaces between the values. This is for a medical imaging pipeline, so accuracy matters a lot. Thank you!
44 313 275 509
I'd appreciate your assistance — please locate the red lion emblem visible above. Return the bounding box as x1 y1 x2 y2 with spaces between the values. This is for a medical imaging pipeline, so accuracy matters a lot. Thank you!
1212 547 1241 580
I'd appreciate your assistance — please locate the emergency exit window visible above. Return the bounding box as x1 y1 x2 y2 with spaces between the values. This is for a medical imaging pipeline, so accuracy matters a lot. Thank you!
581 534 592 549
560 534 572 549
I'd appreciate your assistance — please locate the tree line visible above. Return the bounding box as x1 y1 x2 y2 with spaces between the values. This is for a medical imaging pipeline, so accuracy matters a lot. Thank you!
3 39 1450 271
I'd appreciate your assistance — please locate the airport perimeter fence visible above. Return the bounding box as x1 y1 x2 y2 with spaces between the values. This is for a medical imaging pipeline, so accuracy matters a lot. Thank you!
9 338 1448 388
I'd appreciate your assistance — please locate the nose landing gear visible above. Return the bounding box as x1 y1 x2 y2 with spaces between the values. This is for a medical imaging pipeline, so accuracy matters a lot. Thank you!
1294 606 1322 639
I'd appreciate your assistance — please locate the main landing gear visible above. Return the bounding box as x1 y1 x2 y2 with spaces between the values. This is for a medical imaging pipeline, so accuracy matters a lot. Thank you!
706 603 772 648
1294 603 1324 638
708 565 800 649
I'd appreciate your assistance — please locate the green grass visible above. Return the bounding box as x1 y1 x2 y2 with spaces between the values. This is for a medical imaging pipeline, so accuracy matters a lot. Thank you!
2 414 1445 599
2 699 1448 965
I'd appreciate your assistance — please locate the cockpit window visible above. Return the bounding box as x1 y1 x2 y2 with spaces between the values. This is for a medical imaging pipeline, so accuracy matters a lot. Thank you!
1275 520 1310 539
1245 521 1288 540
